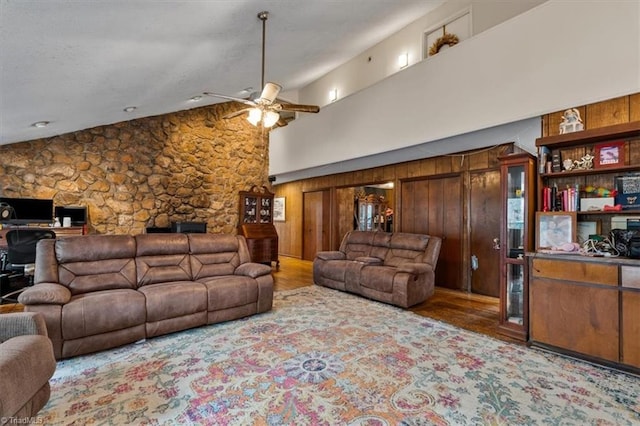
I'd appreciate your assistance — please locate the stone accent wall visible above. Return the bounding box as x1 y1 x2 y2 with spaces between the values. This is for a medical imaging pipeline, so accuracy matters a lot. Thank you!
0 103 271 235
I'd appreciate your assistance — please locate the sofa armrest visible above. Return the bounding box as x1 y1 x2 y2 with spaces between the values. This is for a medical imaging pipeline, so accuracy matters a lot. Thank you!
18 283 71 306
396 262 432 275
0 334 56 418
315 251 346 261
0 312 49 343
235 262 273 279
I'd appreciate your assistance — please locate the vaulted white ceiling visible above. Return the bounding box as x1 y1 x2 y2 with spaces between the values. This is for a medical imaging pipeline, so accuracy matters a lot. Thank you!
0 0 444 145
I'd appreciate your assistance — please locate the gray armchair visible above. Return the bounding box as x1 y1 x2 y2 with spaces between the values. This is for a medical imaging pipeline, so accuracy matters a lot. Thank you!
0 312 56 424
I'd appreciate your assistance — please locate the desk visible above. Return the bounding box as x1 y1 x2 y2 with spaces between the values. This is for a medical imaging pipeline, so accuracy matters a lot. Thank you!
0 225 85 249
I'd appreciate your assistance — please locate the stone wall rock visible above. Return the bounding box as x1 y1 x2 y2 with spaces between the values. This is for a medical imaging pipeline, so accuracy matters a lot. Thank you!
0 103 271 235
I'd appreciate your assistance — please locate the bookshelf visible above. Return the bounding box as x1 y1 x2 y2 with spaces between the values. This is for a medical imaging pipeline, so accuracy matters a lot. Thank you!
535 121 640 237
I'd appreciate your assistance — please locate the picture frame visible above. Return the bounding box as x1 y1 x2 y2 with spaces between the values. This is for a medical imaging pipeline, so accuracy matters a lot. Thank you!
594 141 625 169
273 197 285 222
577 220 601 244
536 211 577 250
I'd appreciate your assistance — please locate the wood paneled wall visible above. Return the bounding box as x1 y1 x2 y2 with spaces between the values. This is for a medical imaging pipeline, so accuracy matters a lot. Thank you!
542 93 640 137
273 144 514 259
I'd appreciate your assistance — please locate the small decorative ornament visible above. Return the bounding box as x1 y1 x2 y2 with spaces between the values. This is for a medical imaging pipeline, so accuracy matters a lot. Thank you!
559 108 584 134
563 159 574 171
573 153 594 170
429 32 459 56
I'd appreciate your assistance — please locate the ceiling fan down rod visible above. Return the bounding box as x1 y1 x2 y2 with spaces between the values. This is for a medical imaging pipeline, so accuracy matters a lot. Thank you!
258 11 268 90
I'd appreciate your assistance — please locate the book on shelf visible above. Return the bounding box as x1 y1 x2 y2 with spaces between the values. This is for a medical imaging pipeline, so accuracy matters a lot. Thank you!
541 184 580 212
538 146 551 174
551 150 563 173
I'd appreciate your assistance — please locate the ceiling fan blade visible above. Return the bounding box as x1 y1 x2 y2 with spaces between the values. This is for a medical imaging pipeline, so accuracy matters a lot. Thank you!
279 103 320 113
259 82 281 104
275 116 296 127
222 107 252 120
203 92 257 107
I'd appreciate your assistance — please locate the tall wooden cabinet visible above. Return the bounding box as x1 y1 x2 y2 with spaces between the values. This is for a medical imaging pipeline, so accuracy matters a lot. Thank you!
498 153 535 341
238 186 279 267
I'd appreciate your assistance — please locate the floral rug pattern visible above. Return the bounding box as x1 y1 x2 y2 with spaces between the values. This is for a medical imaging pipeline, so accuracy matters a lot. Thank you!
42 286 639 425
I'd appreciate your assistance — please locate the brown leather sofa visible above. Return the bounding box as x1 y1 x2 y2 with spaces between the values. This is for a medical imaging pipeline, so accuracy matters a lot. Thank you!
18 233 273 359
313 231 442 308
0 312 56 424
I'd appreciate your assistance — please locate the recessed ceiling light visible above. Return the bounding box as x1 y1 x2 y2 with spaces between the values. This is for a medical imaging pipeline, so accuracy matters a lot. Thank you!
123 106 137 113
32 121 50 128
190 95 203 102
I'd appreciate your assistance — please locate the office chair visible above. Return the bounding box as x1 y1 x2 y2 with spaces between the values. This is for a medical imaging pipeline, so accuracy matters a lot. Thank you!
0 229 56 303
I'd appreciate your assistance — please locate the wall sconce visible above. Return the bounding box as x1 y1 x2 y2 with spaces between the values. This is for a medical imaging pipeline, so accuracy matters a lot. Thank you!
329 88 338 102
398 52 409 69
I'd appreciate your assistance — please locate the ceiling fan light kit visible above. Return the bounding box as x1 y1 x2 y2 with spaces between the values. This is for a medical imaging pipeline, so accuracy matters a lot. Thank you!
204 11 319 129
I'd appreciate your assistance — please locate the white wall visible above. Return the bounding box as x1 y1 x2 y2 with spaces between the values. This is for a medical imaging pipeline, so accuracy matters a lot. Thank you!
298 0 545 108
270 0 640 181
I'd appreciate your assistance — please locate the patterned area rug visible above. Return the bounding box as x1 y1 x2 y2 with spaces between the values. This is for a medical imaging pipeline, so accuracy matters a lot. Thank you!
42 285 639 425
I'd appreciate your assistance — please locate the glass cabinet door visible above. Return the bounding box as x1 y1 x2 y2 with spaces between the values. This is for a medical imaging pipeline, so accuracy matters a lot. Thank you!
506 165 525 260
505 263 524 325
499 153 535 341
260 197 272 223
243 196 258 223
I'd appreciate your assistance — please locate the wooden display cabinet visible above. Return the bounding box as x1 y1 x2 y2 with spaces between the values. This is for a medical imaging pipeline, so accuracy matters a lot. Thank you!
357 194 389 232
498 152 536 341
238 186 279 267
528 121 640 373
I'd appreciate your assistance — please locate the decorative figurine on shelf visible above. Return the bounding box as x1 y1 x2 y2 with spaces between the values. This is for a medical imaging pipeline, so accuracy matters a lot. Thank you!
563 159 575 171
559 108 584 134
573 153 594 170
584 185 617 197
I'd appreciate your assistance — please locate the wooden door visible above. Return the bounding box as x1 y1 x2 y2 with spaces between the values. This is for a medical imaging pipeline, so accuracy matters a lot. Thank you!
302 190 330 261
401 175 463 290
469 169 501 297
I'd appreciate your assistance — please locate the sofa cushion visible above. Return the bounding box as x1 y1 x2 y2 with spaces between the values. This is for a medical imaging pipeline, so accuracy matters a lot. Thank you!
61 289 146 340
138 281 207 322
198 275 258 311
341 231 375 260
135 234 192 286
384 232 430 267
189 234 243 280
359 265 397 293
56 235 137 294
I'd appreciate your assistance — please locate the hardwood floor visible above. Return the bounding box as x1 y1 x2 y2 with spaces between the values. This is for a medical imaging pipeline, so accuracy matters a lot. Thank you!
274 256 522 345
2 255 522 345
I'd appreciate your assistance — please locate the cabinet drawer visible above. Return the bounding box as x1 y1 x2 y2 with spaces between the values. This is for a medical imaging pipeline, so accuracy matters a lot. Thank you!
531 258 617 286
621 265 640 289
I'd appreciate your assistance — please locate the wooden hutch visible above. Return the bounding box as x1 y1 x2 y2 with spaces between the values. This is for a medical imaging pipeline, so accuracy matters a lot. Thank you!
237 186 279 267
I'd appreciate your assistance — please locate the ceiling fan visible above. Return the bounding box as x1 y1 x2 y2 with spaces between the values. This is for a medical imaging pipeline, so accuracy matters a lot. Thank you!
204 11 320 128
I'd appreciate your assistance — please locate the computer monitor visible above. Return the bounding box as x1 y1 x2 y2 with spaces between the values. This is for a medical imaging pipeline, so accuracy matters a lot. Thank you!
0 197 54 224
54 206 87 226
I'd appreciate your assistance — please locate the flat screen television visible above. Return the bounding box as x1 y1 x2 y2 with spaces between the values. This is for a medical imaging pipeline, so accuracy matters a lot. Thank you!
0 197 54 224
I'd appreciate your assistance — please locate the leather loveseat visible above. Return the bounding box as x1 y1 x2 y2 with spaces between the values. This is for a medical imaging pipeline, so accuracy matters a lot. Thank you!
18 233 273 360
313 231 442 308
